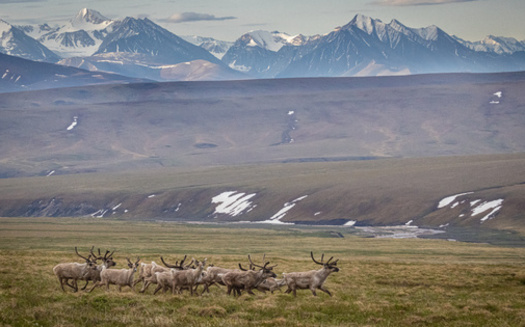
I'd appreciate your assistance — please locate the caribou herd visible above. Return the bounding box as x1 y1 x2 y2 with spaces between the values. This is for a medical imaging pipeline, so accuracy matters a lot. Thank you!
53 247 340 297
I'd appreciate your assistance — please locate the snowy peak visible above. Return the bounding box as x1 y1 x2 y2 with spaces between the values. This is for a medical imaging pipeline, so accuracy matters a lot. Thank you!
238 30 310 52
71 8 110 27
181 35 233 59
0 19 60 62
20 8 114 58
95 16 222 65
343 14 441 43
346 14 384 35
455 35 525 54
389 19 407 31
0 19 13 35
415 25 440 41
241 30 287 52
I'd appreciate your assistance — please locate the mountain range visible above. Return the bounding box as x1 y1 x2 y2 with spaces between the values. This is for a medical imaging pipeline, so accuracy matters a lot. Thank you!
1 9 525 86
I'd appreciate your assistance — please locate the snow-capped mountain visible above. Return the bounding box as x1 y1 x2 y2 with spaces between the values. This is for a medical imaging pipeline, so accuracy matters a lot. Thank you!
2 10 525 83
19 9 113 58
454 35 525 54
94 17 222 65
0 19 60 62
57 16 239 81
223 14 525 78
35 8 113 58
181 35 233 59
221 30 319 78
279 14 480 78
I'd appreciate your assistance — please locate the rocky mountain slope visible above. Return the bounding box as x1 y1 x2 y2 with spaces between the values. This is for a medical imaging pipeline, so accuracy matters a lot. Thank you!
2 10 525 84
222 14 525 78
0 19 60 62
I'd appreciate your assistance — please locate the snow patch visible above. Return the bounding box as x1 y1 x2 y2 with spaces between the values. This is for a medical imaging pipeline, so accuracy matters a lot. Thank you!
471 199 503 222
66 116 78 131
228 60 250 72
437 192 473 209
438 191 504 223
470 199 481 206
259 195 308 224
211 191 257 217
91 209 108 218
490 91 502 104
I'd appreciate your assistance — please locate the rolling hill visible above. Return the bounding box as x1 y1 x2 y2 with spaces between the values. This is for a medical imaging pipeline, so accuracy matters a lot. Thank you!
0 71 524 233
0 52 148 92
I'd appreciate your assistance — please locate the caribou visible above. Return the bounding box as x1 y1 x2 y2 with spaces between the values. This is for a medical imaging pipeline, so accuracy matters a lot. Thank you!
88 257 140 292
53 249 342 298
79 247 117 290
256 277 287 294
53 247 97 292
143 255 191 293
153 258 207 295
201 265 238 294
283 252 339 297
220 254 277 296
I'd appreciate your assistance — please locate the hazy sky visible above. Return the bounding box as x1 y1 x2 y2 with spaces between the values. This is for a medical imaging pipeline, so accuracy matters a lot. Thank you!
1 0 524 42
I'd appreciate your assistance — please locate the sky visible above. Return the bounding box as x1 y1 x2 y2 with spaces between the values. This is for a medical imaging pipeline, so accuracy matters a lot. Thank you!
1 0 524 42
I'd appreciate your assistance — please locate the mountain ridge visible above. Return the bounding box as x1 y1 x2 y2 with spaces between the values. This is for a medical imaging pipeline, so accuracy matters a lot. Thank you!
2 10 525 84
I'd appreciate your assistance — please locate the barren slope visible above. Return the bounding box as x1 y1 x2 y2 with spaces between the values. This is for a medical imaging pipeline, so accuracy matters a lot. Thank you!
1 72 524 177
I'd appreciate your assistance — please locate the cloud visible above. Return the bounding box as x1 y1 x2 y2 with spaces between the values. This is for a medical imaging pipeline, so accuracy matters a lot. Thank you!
371 0 478 5
163 12 236 23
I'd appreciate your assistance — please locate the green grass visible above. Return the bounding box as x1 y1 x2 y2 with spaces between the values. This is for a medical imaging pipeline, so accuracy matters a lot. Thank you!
2 217 525 326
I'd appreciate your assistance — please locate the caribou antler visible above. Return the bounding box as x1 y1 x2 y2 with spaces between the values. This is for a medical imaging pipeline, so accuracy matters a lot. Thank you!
105 250 115 260
311 252 325 265
161 256 185 269
75 246 92 262
247 254 262 269
248 254 277 271
311 252 337 267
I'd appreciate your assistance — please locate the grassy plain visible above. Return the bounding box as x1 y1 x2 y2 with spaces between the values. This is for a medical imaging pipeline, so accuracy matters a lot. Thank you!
1 217 525 326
